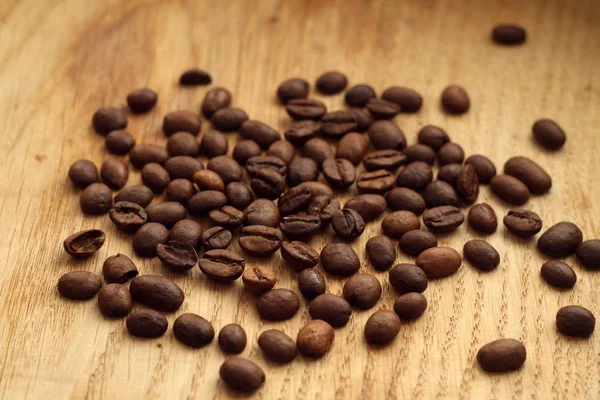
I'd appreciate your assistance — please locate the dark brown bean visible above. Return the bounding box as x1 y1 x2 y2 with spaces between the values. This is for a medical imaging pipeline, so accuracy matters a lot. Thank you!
109 201 148 232
268 140 295 164
114 185 154 208
209 205 245 230
302 138 334 166
396 162 433 191
102 254 138 283
200 226 233 250
287 157 319 187
437 163 462 187
393 292 427 319
258 329 297 363
503 209 542 237
166 131 199 157
316 71 348 94
368 120 406 150
490 175 530 205
385 187 426 215
364 310 401 345
423 181 461 208
366 236 396 271
201 87 232 118
199 249 244 282
363 149 407 171
257 289 300 321
133 222 169 257
465 155 497 184
242 266 277 294
345 84 376 107
492 24 527 45
417 125 450 151
141 163 170 193
169 219 202 249
277 78 309 103
156 241 198 272
285 99 327 121
279 213 321 238
456 164 479 202
129 275 184 312
467 203 497 234
296 181 334 198
232 140 261 165
284 120 321 145
193 169 225 192
366 98 401 119
199 130 228 157
404 144 436 165
105 130 135 155
441 85 470 114
504 156 552 194
246 155 287 177
129 144 169 169
278 185 313 215
251 169 286 199
126 309 168 338
463 240 500 271
179 68 211 85
356 169 395 194
398 230 438 257
245 199 280 228
389 263 428 294
146 201 187 227
297 320 335 357
80 183 113 214
238 225 283 256
218 324 247 354
344 194 387 222
164 156 203 181
321 110 358 138
382 86 422 113
126 88 157 113
416 247 462 278
477 339 527 372
307 195 340 225
381 211 420 239
322 158 356 189
211 107 248 132
225 182 254 210
163 110 201 136
92 107 127 135
173 313 214 348
576 240 600 270
68 159 99 188
556 305 595 337
436 143 465 165
165 178 196 204
532 119 566 150
309 294 352 327
350 108 374 132
219 357 265 393
97 284 133 318
423 206 464 233
541 261 576 288
336 133 368 166
240 120 281 148
320 243 360 276
281 241 319 271
332 209 365 241
58 271 102 299
537 222 583 258
63 229 105 258
343 274 382 309
187 191 227 214
298 268 327 300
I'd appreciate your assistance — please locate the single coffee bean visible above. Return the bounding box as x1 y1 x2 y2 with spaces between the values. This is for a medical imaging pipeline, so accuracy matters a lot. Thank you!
219 357 265 393
146 202 187 227
423 181 461 208
285 99 327 121
157 241 198 272
141 163 170 193
385 187 426 215
173 313 215 348
267 140 295 164
381 211 420 239
251 169 286 199
258 329 297 363
126 88 157 113
297 320 334 357
130 275 184 312
465 155 496 183
201 226 233 250
350 108 374 132
245 199 280 227
63 229 105 258
239 225 283 256
456 164 479 202
336 133 368 166
279 213 322 238
165 178 195 204
389 263 428 294
280 241 319 271
68 159 99 188
356 169 395 194
226 182 254 210
418 125 450 151
58 271 102 299
576 240 600 269
477 339 527 372
133 222 169 257
322 158 356 189
345 194 387 222
246 155 287 176
257 289 300 321
80 183 113 214
492 24 527 45
170 219 202 249
541 261 576 288
393 292 427 319
436 143 465 165
490 175 530 205
199 249 244 282
468 203 498 234
302 138 334 166
296 181 334 197
366 98 401 119
209 205 245 230
343 274 382 309
103 254 138 283
321 110 358 138
320 243 360 276
309 294 352 327
199 130 228 157
345 84 376 107
404 144 436 165
278 185 313 215
396 161 433 191
126 309 168 338
97 284 133 318
232 140 261 165
537 222 583 258
163 110 201 136
179 68 211 85
193 170 225 192
556 305 595 337
218 323 247 354
363 149 407 171
201 87 232 118
164 156 203 181
284 120 321 145
211 107 248 131
463 240 500 271
109 201 147 231
316 71 348 94
532 119 566 150
298 268 326 299
166 132 199 157
382 86 423 113
307 195 340 225
242 266 277 294
441 85 470 114
105 130 136 155
416 247 462 278
239 120 281 148
92 107 127 135
398 230 438 257
364 310 401 345
187 190 227 214
437 163 462 187
368 120 406 150
423 206 465 233
503 209 542 237
129 144 169 169
286 157 319 187
366 236 396 271
332 209 365 241
277 77 309 103
504 156 552 194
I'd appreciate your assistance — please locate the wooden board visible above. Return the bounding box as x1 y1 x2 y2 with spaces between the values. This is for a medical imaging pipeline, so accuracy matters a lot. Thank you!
1 0 599 398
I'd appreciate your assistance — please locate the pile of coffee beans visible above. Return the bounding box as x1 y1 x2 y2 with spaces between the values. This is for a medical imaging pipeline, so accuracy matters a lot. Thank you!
59 30 597 392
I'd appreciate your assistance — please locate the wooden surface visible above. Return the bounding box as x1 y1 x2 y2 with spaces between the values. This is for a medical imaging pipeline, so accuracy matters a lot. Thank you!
1 0 600 398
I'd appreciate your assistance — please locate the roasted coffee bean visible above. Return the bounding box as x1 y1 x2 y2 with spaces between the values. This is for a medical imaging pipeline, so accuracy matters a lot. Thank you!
385 187 426 215
130 275 184 312
187 191 227 214
277 77 309 103
284 120 321 145
199 130 228 157
468 203 498 234
537 222 583 258
109 201 148 231
218 324 247 353
58 271 102 299
504 156 552 194
345 84 377 107
69 159 99 188
368 120 406 150
322 158 356 189
219 357 265 393
343 274 382 309
114 185 152 207
164 156 203 181
173 313 214 348
287 157 319 187
166 132 199 157
225 182 254 210
278 185 313 215
366 236 396 271
417 125 450 151
356 169 395 194
147 201 187 227
316 71 348 94
321 110 358 137
141 163 170 193
296 181 334 197
240 120 281 148
364 310 401 345
437 163 462 186
336 133 368 166
209 205 245 230
541 261 576 288
532 119 566 150
576 240 600 269
423 206 464 233
463 240 500 271
441 85 470 114
268 140 295 164
157 241 198 272
239 225 283 256
366 98 401 119
199 249 244 282
201 227 233 250
285 99 327 121
163 110 201 136
404 144 436 165
490 175 530 205
320 243 360 276
423 181 461 208
345 194 387 222
246 155 287 176
193 170 225 192
456 164 479 202
436 143 465 165
307 195 340 224
92 107 127 135
245 199 280 227
232 140 260 166
279 213 321 238
126 88 157 113
382 211 420 239
258 329 297 363
179 68 211 85
394 292 427 319
129 144 169 169
492 24 527 45
242 266 277 294
363 149 407 171
478 339 527 373
105 130 136 155
201 87 232 118
257 289 300 321
396 161 433 191
398 230 438 257
298 268 326 299
169 219 202 249
103 254 138 283
382 86 423 113
503 209 542 237
165 178 195 204
465 155 496 183
80 183 113 214
302 138 334 165
63 229 105 258
389 263 428 294
309 294 352 327
332 209 365 241
251 169 286 199
211 107 248 131
416 247 462 278
556 305 595 337
133 222 169 257
350 108 374 132
280 240 320 273
297 320 334 357
126 309 168 338
97 284 133 318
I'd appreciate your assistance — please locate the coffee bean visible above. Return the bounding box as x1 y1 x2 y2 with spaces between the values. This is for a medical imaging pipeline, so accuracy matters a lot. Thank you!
350 108 374 132
251 169 286 199
332 209 365 241
80 183 113 214
103 254 138 283
463 240 500 271
246 155 288 176
418 125 450 151
423 181 461 208
225 182 254 210
345 84 377 107
366 236 396 271
404 144 436 165
284 120 321 145
490 175 530 205
240 120 281 148
133 222 169 257
345 194 387 222
179 68 211 85
297 320 334 357
321 110 358 137
277 78 309 103
396 161 433 191
141 163 170 193
219 357 265 393
126 88 157 113
97 284 133 318
267 140 295 164
368 120 406 150
200 225 232 251
307 195 340 225
68 159 99 188
394 292 427 320
278 185 313 215
436 143 465 165
532 119 566 150
129 144 169 169
166 132 199 157
541 261 576 288
245 199 280 227
192 170 224 192
298 268 326 299
309 294 352 327
63 229 105 258
322 158 356 189
576 240 600 269
199 130 228 157
441 85 470 114
209 205 245 230
477 339 527 372
109 201 148 231
242 266 277 294
302 138 334 165
201 87 232 118
296 181 334 197
556 305 595 337
382 86 423 113
58 271 102 299
164 156 203 181
257 289 300 321
211 107 248 131
232 140 261 165
336 133 368 166
126 309 168 338
173 313 214 348
130 275 184 312
93 107 127 135
504 156 552 194
187 190 227 214
385 187 426 215
423 206 464 233
343 274 382 309
105 130 136 155
285 99 327 121
316 71 348 94
382 211 420 239
389 263 428 294
239 225 283 256
258 329 297 363
169 219 202 249
320 243 360 276
163 110 202 136
465 155 497 183
398 230 438 257
165 179 195 204
468 203 498 234
503 209 542 237
363 149 407 171
492 24 527 45
456 164 479 202
218 323 247 353
366 98 401 119
199 249 244 282
156 241 198 272
279 213 321 238
537 222 583 258
416 247 462 278
287 157 319 187
364 310 401 345
437 163 462 186
356 169 395 194
147 201 187 227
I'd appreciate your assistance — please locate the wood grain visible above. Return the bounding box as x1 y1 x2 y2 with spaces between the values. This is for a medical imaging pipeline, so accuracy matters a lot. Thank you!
1 0 599 398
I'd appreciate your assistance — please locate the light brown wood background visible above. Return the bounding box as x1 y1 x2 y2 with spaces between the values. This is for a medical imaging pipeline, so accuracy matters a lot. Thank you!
1 0 599 398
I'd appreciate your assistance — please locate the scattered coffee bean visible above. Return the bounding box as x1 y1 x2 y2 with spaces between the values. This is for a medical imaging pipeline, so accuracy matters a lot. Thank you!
129 144 169 169
322 158 356 190
167 132 199 157
404 144 436 165
284 120 321 145
436 142 465 165
251 169 286 199
423 206 465 233
417 125 450 151
173 313 214 348
201 226 233 250
133 222 169 257
258 329 297 363
109 201 148 231
246 155 288 176
463 240 500 271
316 71 348 94
226 182 254 210
398 230 438 257
130 275 184 312
492 24 527 45
297 181 335 200
396 161 433 191
242 266 277 294
164 156 203 180
343 274 382 309
321 110 358 137
232 140 261 165
381 210 420 239
240 120 281 148
245 199 280 227
382 86 423 113
364 310 401 345
366 236 396 271
239 225 283 256
298 268 327 300
286 157 319 187
423 181 461 208
285 99 327 121
141 163 170 193
356 169 395 194
307 195 340 225
169 219 202 249
68 159 99 188
302 138 334 165
187 190 227 214
556 305 595 337
537 222 583 258
503 210 542 237
297 320 335 357
309 294 352 327
97 284 133 318
193 170 225 192
394 292 427 319
103 254 138 283
336 133 368 166
532 119 566 150
277 78 309 103
366 98 401 119
468 203 497 234
504 156 552 194
345 84 377 107
219 357 265 393
163 110 202 136
126 88 157 113
199 249 244 282
490 175 530 205
441 85 470 114
126 309 168 338
278 185 313 215
105 130 136 155
350 108 374 132
156 241 198 272
63 229 105 258
279 213 321 238
199 130 228 157
58 271 102 299
209 205 245 230
268 140 295 164
541 261 576 288
465 155 497 183
80 183 113 214
576 240 600 269
332 209 365 241
201 87 232 118
281 241 319 271
211 107 249 131
320 243 360 276
477 339 527 372
368 120 406 150
389 263 428 294
179 68 211 85
385 187 426 215
218 323 247 354
345 194 387 222
363 149 407 171
146 201 187 227
165 178 195 204
92 107 127 135
416 246 462 278
456 164 479 202
437 163 462 186
257 289 300 321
